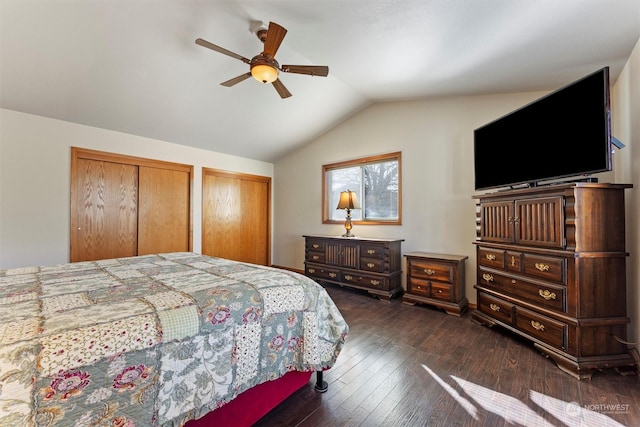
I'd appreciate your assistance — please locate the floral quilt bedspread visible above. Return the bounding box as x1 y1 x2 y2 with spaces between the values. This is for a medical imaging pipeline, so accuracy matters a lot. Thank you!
0 252 348 426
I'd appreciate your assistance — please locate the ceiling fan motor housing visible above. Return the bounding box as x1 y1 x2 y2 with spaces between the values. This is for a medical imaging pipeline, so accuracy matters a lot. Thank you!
256 28 268 43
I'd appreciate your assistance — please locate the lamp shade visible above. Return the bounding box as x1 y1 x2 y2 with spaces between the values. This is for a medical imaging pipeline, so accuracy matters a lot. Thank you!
336 190 361 210
251 64 278 84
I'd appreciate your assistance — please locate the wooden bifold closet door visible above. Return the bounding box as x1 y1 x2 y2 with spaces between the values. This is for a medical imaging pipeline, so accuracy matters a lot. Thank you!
70 147 192 262
202 168 271 266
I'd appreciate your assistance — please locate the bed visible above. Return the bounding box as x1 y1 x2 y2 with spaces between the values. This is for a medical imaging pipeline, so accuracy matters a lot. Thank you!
0 252 348 426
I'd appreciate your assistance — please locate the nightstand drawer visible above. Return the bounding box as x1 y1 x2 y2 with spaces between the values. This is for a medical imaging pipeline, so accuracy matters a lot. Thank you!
430 282 452 301
408 277 429 296
408 261 453 282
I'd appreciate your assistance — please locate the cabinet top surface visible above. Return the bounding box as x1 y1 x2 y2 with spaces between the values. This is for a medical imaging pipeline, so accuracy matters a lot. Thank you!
303 235 404 243
404 252 468 262
472 182 632 199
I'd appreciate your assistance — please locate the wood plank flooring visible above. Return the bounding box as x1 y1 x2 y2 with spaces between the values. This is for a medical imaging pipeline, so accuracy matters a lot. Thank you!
254 284 640 427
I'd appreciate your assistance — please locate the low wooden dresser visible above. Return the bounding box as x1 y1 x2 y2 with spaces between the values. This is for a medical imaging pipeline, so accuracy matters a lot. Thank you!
402 252 468 316
303 235 404 300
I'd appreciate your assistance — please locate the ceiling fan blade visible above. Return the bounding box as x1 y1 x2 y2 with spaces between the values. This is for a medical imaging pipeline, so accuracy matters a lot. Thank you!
196 38 250 64
262 22 287 59
281 65 329 77
220 72 252 87
272 78 292 98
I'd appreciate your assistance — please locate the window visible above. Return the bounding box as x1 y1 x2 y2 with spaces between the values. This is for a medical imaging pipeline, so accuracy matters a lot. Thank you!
323 152 401 225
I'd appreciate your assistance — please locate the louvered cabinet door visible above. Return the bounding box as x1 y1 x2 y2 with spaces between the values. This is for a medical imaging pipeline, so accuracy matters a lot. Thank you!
137 166 191 255
478 200 514 244
71 158 138 262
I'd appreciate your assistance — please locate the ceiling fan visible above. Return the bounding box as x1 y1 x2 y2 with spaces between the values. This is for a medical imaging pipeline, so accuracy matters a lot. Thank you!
196 21 329 99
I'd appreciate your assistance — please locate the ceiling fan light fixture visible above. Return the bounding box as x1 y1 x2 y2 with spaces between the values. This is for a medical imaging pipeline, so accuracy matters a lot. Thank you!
251 63 278 84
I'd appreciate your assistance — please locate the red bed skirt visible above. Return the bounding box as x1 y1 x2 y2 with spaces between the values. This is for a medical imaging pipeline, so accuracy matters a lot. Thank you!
184 370 313 426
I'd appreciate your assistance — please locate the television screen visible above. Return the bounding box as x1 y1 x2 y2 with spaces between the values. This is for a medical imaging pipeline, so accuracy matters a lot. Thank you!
473 67 612 191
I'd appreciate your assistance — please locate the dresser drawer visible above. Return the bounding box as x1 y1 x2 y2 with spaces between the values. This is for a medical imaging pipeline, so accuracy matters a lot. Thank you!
306 239 325 252
409 260 453 282
360 257 385 272
360 244 384 259
515 307 566 350
307 251 325 263
478 292 514 325
522 253 565 284
343 272 389 291
478 267 566 312
305 264 340 282
504 251 523 273
477 247 505 269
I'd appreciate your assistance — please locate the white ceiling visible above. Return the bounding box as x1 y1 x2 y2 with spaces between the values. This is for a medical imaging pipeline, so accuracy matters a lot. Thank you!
1 0 639 162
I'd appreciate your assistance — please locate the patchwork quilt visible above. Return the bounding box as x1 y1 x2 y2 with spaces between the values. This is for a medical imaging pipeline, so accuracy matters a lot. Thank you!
0 252 348 426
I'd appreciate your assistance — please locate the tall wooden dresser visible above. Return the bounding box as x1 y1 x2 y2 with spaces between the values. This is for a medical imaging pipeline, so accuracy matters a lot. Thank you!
303 235 404 300
471 183 635 379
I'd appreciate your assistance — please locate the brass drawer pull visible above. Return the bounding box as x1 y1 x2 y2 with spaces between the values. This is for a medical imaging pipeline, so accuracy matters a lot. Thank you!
367 263 375 268
531 320 545 331
370 280 380 286
312 255 319 260
485 254 496 261
329 273 337 278
510 256 516 266
308 268 315 274
424 269 435 275
539 289 556 300
436 289 443 293
367 249 376 254
344 274 352 280
312 244 320 249
482 273 494 282
535 263 550 272
489 303 500 312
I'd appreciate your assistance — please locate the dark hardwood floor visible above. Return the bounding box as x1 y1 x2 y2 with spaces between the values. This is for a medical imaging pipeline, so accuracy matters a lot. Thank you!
255 284 640 427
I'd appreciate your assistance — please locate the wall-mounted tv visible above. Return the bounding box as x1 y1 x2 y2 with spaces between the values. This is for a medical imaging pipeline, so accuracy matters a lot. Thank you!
473 67 612 191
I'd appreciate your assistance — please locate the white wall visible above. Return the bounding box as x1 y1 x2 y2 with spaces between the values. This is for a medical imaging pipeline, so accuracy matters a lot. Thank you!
612 38 640 345
0 109 273 269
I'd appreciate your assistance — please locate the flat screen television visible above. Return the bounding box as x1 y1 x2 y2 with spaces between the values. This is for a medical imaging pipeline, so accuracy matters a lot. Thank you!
473 67 612 191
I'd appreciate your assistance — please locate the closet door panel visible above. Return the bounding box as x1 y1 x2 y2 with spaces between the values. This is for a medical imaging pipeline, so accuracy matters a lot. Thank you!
137 167 191 255
239 178 269 265
72 159 138 262
202 170 270 265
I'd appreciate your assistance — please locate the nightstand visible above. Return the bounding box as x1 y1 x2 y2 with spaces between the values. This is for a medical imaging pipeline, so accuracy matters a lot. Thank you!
402 252 468 316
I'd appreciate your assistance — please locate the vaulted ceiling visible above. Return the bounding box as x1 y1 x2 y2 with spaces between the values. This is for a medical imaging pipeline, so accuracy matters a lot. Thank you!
1 1 639 162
